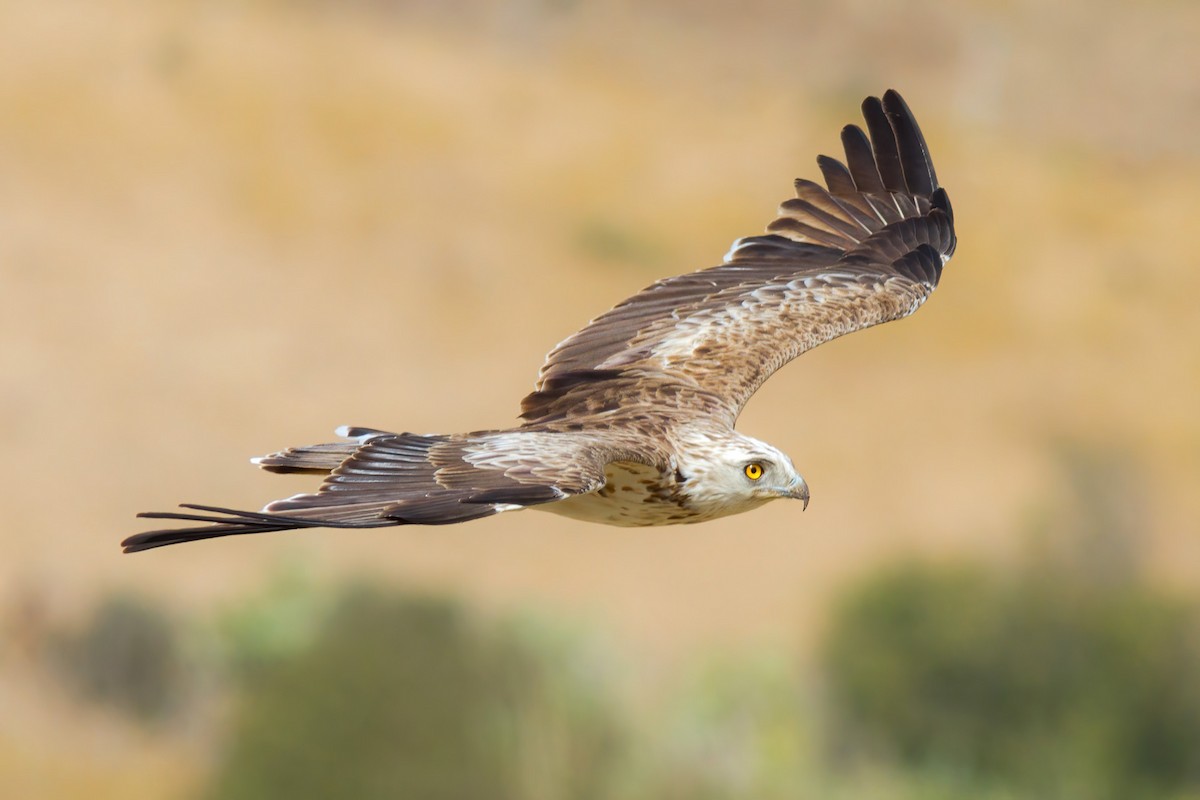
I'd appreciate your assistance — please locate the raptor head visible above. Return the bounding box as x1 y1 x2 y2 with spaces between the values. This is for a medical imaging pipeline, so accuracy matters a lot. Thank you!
677 431 809 518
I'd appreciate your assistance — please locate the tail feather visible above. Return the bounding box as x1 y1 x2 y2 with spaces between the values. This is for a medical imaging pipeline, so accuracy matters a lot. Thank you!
125 504 396 553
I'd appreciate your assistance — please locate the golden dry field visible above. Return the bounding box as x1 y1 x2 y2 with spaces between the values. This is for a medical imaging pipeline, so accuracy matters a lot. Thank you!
2 0 1199 796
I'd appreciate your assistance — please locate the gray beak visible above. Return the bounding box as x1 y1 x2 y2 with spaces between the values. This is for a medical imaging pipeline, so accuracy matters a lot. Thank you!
787 476 810 510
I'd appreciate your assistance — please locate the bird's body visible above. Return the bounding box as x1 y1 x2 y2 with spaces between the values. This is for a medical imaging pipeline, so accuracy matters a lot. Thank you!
539 424 802 527
125 89 955 553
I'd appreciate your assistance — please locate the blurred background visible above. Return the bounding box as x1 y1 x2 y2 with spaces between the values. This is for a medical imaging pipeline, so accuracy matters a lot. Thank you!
3 0 1199 797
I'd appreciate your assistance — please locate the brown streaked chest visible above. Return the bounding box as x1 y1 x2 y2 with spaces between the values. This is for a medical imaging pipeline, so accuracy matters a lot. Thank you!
536 461 700 527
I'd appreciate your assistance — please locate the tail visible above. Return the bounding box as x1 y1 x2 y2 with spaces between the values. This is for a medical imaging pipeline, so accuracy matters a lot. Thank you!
123 427 577 553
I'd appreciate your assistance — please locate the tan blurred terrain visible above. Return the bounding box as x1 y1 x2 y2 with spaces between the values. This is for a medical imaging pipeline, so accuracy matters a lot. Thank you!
3 0 1199 795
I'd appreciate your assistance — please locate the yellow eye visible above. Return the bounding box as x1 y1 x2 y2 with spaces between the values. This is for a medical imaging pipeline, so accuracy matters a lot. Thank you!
744 462 764 481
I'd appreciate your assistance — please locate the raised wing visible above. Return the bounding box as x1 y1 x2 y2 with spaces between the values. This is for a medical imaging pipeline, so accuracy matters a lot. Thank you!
522 90 955 424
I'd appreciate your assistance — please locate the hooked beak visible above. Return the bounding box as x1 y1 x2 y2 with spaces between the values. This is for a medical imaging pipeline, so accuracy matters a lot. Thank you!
785 476 810 510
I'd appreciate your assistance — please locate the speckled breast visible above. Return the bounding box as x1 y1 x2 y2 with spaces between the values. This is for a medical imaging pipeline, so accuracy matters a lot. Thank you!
537 461 698 526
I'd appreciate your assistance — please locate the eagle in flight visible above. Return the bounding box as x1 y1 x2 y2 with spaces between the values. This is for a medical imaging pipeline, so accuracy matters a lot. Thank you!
124 90 955 553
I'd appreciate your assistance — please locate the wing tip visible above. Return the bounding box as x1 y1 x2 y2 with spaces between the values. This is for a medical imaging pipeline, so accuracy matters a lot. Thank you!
840 89 942 200
882 89 938 196
880 88 907 111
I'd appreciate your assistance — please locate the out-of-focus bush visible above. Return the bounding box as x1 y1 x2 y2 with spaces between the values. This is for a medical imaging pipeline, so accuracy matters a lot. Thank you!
823 560 1200 798
53 594 185 723
639 656 814 800
489 616 628 800
213 560 331 676
824 447 1200 799
204 584 626 800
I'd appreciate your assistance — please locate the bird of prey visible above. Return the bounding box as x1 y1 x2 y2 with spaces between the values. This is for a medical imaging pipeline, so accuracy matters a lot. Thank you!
124 89 955 553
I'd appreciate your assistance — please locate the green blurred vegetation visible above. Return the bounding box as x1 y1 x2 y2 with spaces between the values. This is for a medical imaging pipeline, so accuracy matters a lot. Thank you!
205 583 625 800
211 560 332 676
46 452 1200 799
207 586 512 800
53 594 186 724
823 448 1200 800
52 561 1200 800
824 561 1200 799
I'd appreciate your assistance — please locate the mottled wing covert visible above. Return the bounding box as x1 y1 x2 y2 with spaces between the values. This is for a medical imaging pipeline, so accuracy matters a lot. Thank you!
524 90 955 423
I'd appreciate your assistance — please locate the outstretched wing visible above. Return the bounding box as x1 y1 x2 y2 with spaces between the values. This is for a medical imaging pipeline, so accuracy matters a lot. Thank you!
123 428 635 552
523 90 955 424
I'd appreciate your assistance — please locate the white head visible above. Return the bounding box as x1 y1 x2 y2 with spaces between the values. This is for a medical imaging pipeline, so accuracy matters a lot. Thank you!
676 430 809 519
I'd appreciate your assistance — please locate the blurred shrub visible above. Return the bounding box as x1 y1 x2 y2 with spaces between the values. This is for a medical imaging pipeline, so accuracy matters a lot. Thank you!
54 594 184 723
213 559 330 676
823 561 1200 799
489 616 628 800
639 656 815 800
205 584 625 800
